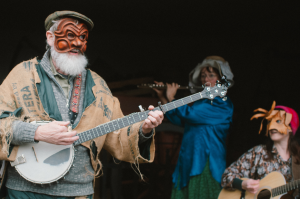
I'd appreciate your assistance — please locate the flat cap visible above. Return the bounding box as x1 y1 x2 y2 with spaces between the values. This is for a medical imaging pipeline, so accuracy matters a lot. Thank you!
45 10 94 31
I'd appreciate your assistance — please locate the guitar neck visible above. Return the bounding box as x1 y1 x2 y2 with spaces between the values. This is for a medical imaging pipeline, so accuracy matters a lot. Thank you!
272 179 300 197
73 91 207 146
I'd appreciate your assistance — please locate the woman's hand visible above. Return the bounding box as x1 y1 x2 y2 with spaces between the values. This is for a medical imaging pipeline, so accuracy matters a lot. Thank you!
153 81 168 104
153 81 165 98
241 179 260 194
166 83 179 102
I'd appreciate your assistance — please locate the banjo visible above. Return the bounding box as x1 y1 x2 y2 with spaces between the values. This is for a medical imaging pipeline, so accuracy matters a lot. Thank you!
11 77 230 184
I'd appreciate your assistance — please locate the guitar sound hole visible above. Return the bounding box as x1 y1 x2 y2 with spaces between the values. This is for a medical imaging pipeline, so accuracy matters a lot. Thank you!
257 189 271 199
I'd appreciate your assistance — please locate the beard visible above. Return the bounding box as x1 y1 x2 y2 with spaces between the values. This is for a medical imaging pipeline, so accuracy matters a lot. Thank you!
50 47 88 76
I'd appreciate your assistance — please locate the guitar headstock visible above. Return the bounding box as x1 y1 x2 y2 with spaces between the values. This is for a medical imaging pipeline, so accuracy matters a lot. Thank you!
200 76 230 101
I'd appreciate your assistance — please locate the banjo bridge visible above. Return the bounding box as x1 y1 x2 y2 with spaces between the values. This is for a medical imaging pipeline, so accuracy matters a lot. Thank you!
32 146 39 162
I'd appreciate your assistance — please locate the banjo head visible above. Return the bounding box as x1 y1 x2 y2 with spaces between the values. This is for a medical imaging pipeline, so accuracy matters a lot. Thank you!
14 141 74 184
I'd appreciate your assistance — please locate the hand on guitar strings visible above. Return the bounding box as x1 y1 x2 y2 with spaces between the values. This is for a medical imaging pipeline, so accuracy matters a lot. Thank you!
141 105 164 134
34 121 79 145
242 179 260 194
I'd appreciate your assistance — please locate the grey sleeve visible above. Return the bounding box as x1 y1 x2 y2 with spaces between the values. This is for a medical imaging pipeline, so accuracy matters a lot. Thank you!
11 121 39 145
138 123 154 144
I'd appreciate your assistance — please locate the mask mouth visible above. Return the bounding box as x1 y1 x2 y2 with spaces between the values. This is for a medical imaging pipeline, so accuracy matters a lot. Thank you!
69 49 81 54
269 129 284 135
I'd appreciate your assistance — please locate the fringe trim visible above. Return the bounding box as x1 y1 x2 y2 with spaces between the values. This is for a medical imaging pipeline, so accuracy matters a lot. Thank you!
0 116 21 155
131 156 145 182
85 158 103 179
94 158 103 178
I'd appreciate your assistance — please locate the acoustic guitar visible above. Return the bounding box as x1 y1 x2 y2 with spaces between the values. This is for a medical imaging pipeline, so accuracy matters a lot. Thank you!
218 171 299 199
11 77 230 184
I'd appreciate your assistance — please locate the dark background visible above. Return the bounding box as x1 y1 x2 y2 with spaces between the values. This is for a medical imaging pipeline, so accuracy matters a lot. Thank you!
1 0 300 198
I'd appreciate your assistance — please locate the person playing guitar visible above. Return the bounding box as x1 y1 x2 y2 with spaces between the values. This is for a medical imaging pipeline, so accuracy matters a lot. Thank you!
221 101 300 199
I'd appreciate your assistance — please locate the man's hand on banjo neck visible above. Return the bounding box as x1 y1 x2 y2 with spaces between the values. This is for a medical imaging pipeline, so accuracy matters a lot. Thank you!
33 106 163 145
34 121 79 145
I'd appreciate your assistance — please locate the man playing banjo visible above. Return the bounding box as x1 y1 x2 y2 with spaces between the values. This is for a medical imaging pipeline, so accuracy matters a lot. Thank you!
0 10 163 198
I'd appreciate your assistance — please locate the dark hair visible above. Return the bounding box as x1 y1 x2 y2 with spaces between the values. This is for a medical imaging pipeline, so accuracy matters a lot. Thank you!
201 66 221 79
265 131 300 164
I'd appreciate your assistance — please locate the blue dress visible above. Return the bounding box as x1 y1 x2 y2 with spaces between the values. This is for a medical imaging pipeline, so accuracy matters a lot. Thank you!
165 97 234 190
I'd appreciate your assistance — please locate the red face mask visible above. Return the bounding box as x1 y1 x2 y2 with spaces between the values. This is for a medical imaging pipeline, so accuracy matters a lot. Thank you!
53 18 89 54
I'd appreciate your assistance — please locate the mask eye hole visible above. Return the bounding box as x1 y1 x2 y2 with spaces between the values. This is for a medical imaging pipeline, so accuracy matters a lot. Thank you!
67 33 74 39
276 120 281 124
79 35 86 40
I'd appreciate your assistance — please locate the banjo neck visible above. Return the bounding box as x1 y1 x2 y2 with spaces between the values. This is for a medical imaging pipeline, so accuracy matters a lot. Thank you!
73 107 160 146
73 79 228 146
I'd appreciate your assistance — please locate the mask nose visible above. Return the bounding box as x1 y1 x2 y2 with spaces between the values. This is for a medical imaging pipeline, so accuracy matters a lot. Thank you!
71 37 83 48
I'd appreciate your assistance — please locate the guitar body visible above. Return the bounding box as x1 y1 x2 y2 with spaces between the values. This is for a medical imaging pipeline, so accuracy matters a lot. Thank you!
218 172 293 199
14 141 74 184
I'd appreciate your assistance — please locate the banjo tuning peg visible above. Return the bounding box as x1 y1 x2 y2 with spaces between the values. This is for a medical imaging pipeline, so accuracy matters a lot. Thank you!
138 105 145 112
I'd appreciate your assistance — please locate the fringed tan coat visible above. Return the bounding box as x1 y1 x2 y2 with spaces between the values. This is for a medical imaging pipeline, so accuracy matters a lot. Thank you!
0 58 155 178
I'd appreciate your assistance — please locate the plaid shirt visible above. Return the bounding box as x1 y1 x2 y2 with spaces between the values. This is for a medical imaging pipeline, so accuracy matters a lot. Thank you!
221 144 292 189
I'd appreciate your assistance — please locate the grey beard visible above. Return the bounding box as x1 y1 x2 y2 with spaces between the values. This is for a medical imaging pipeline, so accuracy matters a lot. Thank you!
50 47 88 76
